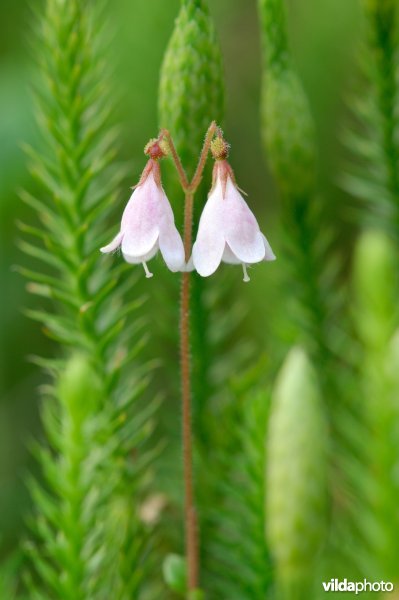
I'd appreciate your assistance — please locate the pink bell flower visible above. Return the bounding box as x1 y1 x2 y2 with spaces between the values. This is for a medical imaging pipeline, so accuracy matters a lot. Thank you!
100 157 185 278
191 160 275 281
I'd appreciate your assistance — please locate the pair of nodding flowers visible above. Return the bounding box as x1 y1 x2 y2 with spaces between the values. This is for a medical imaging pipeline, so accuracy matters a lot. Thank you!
101 133 275 282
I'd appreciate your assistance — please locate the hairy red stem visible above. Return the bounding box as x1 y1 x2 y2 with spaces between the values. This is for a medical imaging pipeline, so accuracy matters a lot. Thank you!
165 122 217 591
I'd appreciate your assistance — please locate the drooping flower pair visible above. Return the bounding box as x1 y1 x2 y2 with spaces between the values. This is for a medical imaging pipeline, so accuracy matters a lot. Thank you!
101 133 275 280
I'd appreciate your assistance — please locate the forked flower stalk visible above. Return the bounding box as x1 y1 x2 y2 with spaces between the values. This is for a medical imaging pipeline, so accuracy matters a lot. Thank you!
163 121 217 591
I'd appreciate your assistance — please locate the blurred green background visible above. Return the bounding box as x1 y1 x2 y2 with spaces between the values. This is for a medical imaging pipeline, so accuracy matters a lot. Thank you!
0 0 361 559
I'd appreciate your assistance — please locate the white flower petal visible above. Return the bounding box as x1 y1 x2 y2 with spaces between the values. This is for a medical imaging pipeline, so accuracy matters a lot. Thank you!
261 233 276 261
184 256 195 272
158 223 185 272
228 230 266 263
122 226 159 260
120 173 162 258
223 179 266 264
192 236 225 277
192 180 225 277
123 240 159 264
222 243 241 264
100 231 123 253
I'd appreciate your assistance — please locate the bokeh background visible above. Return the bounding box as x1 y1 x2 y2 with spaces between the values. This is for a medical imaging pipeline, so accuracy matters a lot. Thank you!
0 0 361 565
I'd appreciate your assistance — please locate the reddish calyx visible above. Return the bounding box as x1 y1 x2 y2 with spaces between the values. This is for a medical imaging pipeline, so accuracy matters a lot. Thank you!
144 138 168 160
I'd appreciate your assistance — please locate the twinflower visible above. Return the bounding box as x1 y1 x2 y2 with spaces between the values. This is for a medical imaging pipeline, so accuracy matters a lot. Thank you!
191 136 275 281
100 140 185 278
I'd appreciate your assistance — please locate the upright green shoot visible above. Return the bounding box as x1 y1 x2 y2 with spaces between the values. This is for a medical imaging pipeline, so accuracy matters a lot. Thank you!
21 1 157 597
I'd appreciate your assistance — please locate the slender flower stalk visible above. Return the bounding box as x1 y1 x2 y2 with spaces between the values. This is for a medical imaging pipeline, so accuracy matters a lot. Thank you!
162 121 217 591
181 190 197 590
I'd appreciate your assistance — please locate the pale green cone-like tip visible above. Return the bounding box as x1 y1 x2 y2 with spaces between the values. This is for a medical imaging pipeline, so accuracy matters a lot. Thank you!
258 0 316 199
258 0 290 74
261 71 316 199
266 347 328 593
159 0 224 177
